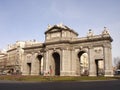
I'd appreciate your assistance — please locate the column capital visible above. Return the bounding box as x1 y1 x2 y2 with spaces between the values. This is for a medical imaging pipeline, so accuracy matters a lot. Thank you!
60 47 67 50
103 44 111 48
88 45 93 49
45 48 49 52
69 47 75 51
31 52 35 55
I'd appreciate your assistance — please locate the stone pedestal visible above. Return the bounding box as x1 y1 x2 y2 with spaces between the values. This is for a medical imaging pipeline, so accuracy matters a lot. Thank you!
60 71 76 76
104 70 114 77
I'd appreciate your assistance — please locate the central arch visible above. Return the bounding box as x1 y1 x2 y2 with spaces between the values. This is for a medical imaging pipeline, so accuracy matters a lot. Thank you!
52 52 60 76
77 51 89 76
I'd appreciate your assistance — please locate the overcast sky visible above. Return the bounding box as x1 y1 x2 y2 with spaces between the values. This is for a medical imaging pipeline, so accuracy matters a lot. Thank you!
0 0 120 59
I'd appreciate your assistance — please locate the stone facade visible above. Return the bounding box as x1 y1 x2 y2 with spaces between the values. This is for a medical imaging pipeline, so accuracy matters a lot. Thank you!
0 24 113 77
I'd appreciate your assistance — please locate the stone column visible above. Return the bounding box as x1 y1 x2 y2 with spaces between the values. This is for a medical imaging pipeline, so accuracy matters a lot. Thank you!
103 45 114 77
71 48 76 76
31 53 40 75
22 53 29 75
30 52 36 75
44 49 49 76
60 48 65 76
60 48 71 76
21 53 27 75
43 51 46 75
89 46 96 76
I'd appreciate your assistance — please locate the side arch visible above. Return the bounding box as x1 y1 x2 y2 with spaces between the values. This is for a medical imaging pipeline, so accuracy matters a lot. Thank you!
37 54 44 75
77 50 89 76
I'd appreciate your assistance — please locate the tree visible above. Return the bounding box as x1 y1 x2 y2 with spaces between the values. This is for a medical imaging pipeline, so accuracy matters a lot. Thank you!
114 57 120 69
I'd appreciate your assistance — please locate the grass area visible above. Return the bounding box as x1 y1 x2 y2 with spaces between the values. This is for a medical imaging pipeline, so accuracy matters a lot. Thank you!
0 75 120 82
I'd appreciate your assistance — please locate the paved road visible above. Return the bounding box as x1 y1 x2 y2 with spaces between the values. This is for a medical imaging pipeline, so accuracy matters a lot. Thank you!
0 80 120 90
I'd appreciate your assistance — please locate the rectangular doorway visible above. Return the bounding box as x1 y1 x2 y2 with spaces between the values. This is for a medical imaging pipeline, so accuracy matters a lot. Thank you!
27 63 31 75
95 60 104 76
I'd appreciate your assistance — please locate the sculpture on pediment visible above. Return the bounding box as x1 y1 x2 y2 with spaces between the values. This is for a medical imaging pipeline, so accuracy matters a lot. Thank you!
47 24 52 29
87 29 94 37
102 27 109 35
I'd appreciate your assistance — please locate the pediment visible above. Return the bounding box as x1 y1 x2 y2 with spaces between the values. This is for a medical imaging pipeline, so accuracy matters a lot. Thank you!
48 28 61 33
45 25 62 34
45 24 79 36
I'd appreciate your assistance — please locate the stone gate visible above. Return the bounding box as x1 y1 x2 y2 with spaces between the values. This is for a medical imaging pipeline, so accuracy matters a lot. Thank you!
22 24 113 77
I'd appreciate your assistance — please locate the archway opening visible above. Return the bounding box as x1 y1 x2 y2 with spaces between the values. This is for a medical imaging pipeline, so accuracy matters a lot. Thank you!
37 55 43 75
95 59 104 76
52 52 60 76
77 51 89 76
27 63 31 75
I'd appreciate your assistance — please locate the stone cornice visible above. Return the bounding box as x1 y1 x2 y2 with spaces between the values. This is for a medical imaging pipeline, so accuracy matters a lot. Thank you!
72 35 113 43
7 48 17 52
44 35 113 45
45 39 71 45
23 44 44 50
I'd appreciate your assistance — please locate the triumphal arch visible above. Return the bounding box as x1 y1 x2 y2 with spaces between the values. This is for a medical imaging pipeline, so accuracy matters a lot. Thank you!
22 24 113 77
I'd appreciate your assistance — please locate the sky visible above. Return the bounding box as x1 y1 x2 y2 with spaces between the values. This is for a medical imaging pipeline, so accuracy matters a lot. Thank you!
0 0 120 59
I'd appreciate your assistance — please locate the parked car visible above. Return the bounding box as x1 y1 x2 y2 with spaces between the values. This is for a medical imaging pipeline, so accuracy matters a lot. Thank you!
114 70 120 75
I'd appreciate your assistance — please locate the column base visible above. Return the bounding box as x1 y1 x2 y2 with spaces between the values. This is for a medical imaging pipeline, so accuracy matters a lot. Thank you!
89 75 97 77
104 70 114 77
43 70 50 76
22 73 29 75
104 75 114 77
89 71 97 77
60 71 77 76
